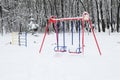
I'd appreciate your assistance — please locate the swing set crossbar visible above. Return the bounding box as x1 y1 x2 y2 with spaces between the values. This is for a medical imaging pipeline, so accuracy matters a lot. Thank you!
50 17 83 22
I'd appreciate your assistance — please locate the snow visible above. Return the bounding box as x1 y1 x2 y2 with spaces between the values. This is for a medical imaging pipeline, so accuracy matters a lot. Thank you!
0 32 120 80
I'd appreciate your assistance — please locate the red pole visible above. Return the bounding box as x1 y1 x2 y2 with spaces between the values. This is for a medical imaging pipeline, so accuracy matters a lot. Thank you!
39 20 51 53
82 19 84 55
89 20 102 55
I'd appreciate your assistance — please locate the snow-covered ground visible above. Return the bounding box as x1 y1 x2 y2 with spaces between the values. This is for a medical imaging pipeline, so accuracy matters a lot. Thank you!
0 32 120 80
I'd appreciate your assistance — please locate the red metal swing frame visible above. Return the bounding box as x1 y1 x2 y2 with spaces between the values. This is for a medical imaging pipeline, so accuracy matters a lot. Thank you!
39 12 102 55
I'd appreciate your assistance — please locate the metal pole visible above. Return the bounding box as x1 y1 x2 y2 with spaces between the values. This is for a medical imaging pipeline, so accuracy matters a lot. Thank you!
54 21 59 50
78 21 81 52
39 20 51 53
89 20 102 55
62 22 65 48
71 21 74 45
82 19 84 55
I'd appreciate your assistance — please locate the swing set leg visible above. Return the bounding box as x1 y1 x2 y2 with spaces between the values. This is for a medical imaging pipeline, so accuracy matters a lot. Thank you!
89 20 102 55
39 21 51 53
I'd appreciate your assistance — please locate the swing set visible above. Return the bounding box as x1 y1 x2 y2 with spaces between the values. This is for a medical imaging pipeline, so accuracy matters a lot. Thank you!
39 12 102 55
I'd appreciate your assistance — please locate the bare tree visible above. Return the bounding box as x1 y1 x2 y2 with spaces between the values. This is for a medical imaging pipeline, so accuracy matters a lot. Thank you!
100 0 106 32
95 0 101 32
104 0 111 30
0 0 119 34
110 0 114 32
117 0 120 32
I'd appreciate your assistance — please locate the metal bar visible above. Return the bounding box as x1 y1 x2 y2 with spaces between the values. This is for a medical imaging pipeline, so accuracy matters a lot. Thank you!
51 17 83 22
89 20 102 55
71 21 74 45
39 20 51 53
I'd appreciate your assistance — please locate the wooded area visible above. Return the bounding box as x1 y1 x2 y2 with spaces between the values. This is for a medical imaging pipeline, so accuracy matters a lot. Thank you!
0 0 120 34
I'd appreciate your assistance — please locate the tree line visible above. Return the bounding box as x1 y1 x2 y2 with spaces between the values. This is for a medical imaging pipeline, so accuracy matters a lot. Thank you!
0 0 120 34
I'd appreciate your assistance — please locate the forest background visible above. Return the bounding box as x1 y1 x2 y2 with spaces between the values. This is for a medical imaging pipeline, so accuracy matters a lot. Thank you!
0 0 119 34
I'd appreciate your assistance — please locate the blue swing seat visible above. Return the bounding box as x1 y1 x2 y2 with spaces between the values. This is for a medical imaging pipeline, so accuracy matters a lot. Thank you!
54 46 67 52
69 48 81 54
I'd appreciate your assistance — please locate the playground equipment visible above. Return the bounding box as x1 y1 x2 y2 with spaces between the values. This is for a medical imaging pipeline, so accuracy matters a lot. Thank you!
54 21 67 52
54 20 81 53
68 21 81 53
12 32 19 45
18 32 27 47
11 32 27 47
39 12 102 55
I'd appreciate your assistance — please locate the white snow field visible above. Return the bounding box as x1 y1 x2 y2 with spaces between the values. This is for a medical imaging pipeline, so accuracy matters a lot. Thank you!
0 32 120 80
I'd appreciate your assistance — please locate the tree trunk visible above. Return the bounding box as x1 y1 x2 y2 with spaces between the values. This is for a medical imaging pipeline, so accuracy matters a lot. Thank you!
100 1 106 32
0 6 3 35
95 0 101 32
117 0 120 32
111 0 114 32
54 0 59 17
105 0 110 30
61 0 64 17
90 0 95 23
79 0 86 11
43 0 47 18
